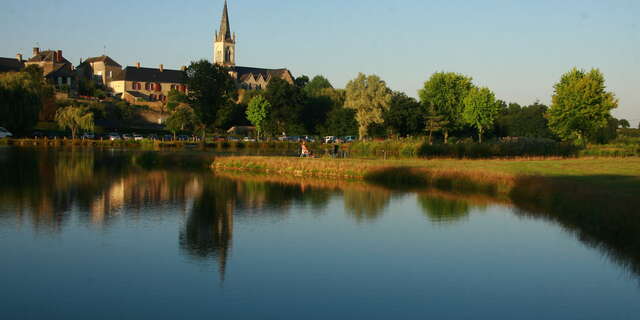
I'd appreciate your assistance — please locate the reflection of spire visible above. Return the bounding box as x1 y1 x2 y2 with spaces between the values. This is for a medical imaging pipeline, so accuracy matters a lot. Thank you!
180 179 236 282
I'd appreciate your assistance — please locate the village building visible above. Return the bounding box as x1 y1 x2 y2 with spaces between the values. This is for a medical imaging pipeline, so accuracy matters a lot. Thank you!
77 55 122 86
24 48 75 87
108 63 187 104
213 1 294 89
0 54 25 73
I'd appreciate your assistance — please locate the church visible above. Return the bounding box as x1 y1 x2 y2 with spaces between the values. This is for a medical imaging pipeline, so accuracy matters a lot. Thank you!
214 1 294 90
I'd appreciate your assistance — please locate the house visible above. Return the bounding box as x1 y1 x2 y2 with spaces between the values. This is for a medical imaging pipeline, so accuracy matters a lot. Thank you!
109 63 187 104
227 126 256 137
24 48 74 87
213 1 294 89
77 55 122 85
0 54 24 73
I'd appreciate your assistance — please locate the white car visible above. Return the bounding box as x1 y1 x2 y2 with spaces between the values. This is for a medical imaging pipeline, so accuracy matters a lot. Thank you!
133 134 144 141
0 127 13 138
82 133 95 139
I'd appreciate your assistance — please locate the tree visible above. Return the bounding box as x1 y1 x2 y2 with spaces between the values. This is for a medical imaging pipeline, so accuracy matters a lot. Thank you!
246 95 271 140
185 60 237 135
304 75 333 96
264 78 306 135
495 102 554 139
547 68 618 144
419 72 474 143
462 87 499 143
166 89 189 112
54 106 94 139
618 119 630 129
424 104 449 145
383 92 424 138
165 105 200 140
0 67 50 133
345 73 392 139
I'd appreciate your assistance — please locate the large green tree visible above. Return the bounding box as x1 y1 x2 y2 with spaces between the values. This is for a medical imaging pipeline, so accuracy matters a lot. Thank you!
419 72 473 143
383 92 424 137
263 78 306 135
246 95 271 140
54 106 95 139
462 87 500 143
184 60 237 134
165 105 200 139
495 102 554 138
304 75 333 97
0 67 49 134
547 68 618 143
345 73 392 139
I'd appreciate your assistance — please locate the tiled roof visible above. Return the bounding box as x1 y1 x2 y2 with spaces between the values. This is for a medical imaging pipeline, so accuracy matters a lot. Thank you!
83 55 122 67
0 57 24 73
27 50 71 65
113 66 185 83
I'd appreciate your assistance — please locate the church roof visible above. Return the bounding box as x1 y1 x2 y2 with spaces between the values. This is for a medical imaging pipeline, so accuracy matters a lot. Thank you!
113 66 185 84
216 0 233 42
232 66 292 82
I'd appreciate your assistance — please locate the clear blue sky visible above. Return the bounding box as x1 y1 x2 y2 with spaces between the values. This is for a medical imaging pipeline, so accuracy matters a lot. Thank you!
1 0 638 125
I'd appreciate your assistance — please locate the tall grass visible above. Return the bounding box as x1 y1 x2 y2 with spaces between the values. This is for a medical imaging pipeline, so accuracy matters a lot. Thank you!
349 138 579 159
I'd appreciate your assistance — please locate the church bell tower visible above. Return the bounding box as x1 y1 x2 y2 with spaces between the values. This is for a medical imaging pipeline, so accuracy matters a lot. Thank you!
214 0 236 67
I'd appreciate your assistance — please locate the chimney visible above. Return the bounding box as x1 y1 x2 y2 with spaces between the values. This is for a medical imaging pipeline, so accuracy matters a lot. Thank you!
56 50 63 63
16 53 23 62
33 47 40 56
136 62 141 69
159 64 164 72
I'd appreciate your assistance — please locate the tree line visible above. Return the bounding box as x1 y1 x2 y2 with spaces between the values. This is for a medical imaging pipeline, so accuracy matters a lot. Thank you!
1 60 634 145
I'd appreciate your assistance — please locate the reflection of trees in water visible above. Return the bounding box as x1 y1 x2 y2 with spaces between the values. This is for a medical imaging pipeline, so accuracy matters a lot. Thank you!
343 188 391 222
235 181 332 214
180 179 237 280
418 194 472 225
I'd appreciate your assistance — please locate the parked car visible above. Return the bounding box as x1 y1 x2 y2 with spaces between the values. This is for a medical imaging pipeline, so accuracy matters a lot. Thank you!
147 134 159 141
243 137 257 142
0 127 12 138
133 133 144 141
82 133 95 139
227 136 240 142
32 131 45 138
108 133 121 141
162 135 174 141
122 133 133 140
343 136 357 143
177 135 190 141
324 136 336 144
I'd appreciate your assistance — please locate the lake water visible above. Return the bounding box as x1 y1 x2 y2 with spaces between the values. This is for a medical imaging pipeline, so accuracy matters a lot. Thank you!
1 147 639 319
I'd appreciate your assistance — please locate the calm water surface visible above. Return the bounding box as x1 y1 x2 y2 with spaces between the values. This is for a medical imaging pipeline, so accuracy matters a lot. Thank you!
1 148 639 319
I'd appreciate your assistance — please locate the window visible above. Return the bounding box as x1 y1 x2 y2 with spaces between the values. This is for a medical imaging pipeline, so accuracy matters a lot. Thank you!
145 83 151 90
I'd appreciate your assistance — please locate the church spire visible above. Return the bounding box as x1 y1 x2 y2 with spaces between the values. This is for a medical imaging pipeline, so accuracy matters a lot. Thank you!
217 0 232 42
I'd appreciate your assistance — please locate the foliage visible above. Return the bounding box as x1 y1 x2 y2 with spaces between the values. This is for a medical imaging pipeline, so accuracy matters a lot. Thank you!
462 87 500 143
246 95 271 139
419 72 474 143
263 78 306 135
345 73 392 139
54 106 95 139
185 60 237 131
165 105 200 138
547 68 618 144
383 92 424 138
495 102 554 139
618 119 630 129
0 66 52 133
424 104 449 145
318 106 358 137
166 89 189 112
304 75 333 96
